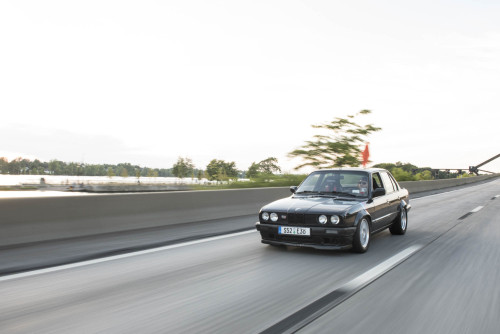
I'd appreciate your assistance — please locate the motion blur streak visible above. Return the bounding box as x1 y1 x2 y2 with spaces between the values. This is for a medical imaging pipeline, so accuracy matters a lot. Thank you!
0 179 499 334
0 230 256 282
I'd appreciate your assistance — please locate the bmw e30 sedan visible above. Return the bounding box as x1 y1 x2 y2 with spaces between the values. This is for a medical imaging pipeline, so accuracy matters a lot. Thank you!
255 168 411 253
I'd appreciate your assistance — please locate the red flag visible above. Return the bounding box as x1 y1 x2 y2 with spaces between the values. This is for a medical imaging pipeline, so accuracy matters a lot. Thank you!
362 143 370 167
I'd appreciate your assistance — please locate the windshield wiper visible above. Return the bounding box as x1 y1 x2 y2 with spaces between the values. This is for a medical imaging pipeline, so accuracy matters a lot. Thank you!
322 191 358 198
315 192 340 198
296 191 319 194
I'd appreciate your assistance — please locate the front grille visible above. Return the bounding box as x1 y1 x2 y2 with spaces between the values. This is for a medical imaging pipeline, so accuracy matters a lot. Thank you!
284 213 318 226
287 213 305 225
261 213 322 226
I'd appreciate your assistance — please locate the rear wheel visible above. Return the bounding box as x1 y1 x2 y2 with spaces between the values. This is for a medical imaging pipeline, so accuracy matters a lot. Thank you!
352 218 370 253
389 208 407 235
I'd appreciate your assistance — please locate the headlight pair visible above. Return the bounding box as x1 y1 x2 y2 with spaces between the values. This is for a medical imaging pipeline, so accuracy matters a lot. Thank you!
318 215 340 225
261 212 278 222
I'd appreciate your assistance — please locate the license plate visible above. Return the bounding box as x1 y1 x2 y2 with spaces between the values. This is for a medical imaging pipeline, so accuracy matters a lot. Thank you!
278 226 310 236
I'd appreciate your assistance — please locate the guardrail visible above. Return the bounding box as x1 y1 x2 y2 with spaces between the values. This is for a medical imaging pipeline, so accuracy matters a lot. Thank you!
0 174 498 248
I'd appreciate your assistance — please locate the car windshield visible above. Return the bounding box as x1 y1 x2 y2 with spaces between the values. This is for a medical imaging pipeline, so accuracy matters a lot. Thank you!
296 171 369 198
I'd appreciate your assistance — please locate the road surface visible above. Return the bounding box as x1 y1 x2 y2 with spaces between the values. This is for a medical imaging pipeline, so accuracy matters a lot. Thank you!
1 179 499 333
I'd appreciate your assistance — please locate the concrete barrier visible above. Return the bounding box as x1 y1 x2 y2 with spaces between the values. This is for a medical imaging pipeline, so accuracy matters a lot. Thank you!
400 174 499 194
0 174 497 247
0 188 290 247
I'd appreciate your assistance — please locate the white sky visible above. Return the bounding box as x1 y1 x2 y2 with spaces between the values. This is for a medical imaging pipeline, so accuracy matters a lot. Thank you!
1 0 499 173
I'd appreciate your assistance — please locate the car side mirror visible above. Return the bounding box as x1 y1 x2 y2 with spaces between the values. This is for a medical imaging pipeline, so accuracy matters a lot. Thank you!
290 186 298 194
372 188 386 198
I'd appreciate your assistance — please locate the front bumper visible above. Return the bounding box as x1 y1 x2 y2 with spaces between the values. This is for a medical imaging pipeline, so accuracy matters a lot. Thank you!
255 222 356 250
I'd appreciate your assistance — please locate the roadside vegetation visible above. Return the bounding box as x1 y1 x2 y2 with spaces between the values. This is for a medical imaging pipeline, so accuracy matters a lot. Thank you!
372 162 473 181
0 110 481 189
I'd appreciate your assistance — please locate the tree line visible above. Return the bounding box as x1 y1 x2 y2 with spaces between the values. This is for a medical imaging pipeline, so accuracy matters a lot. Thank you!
0 156 282 181
1 110 476 182
0 157 177 178
372 162 473 181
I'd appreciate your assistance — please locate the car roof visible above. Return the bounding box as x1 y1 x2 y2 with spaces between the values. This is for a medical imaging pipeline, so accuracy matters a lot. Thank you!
311 167 388 174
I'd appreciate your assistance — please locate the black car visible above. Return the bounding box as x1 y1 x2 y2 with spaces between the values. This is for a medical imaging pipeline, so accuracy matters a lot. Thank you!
255 168 411 253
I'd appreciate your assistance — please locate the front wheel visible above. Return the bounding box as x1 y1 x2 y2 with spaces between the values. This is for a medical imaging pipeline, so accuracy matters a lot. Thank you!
389 208 407 235
352 218 370 253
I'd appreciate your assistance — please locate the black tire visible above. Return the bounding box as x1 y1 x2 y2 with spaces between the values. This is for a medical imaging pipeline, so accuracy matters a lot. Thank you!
389 208 407 235
352 217 370 253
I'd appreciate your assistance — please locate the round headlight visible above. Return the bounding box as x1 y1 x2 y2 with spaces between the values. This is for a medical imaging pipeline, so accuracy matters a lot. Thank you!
318 215 328 224
270 213 279 222
262 212 269 221
330 215 340 224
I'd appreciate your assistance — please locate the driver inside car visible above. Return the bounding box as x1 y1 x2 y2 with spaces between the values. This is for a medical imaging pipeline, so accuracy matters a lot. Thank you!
358 176 368 195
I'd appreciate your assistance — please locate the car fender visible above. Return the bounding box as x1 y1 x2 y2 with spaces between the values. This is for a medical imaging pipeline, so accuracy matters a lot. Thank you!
354 208 371 228
400 199 412 212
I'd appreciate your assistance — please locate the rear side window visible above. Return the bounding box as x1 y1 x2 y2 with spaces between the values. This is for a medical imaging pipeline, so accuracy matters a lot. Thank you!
372 173 383 191
380 172 395 193
388 172 400 190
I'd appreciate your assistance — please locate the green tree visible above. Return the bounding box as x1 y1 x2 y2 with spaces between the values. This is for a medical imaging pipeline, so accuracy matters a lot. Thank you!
172 157 195 178
120 167 129 177
8 157 23 174
247 157 281 178
0 157 8 174
147 168 158 177
391 167 415 181
48 160 64 175
288 110 381 169
246 162 260 179
415 170 433 180
30 159 46 175
107 167 115 178
206 159 238 181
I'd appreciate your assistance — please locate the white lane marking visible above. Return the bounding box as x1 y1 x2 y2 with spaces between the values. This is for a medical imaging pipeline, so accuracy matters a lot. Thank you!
470 206 484 213
0 230 257 282
342 244 423 291
495 195 500 198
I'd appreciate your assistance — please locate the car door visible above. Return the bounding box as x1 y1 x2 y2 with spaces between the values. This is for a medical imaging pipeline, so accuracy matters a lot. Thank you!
379 171 399 227
369 172 391 231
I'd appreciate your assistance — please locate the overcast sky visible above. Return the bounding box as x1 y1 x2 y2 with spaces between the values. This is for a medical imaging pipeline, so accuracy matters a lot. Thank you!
1 0 499 173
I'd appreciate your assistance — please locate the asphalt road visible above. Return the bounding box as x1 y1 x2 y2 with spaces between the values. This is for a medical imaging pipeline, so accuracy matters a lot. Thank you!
1 179 499 333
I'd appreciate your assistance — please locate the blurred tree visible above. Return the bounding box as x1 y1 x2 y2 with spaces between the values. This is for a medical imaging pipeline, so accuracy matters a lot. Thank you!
390 167 415 181
288 110 381 169
48 160 64 175
120 167 129 177
172 157 195 178
0 157 8 174
247 157 281 178
147 169 158 177
246 162 259 179
8 157 22 174
415 170 433 180
107 167 115 178
30 159 46 175
206 159 238 181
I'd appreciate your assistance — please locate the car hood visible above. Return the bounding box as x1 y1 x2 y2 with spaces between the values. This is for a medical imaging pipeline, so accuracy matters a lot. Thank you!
261 196 361 215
